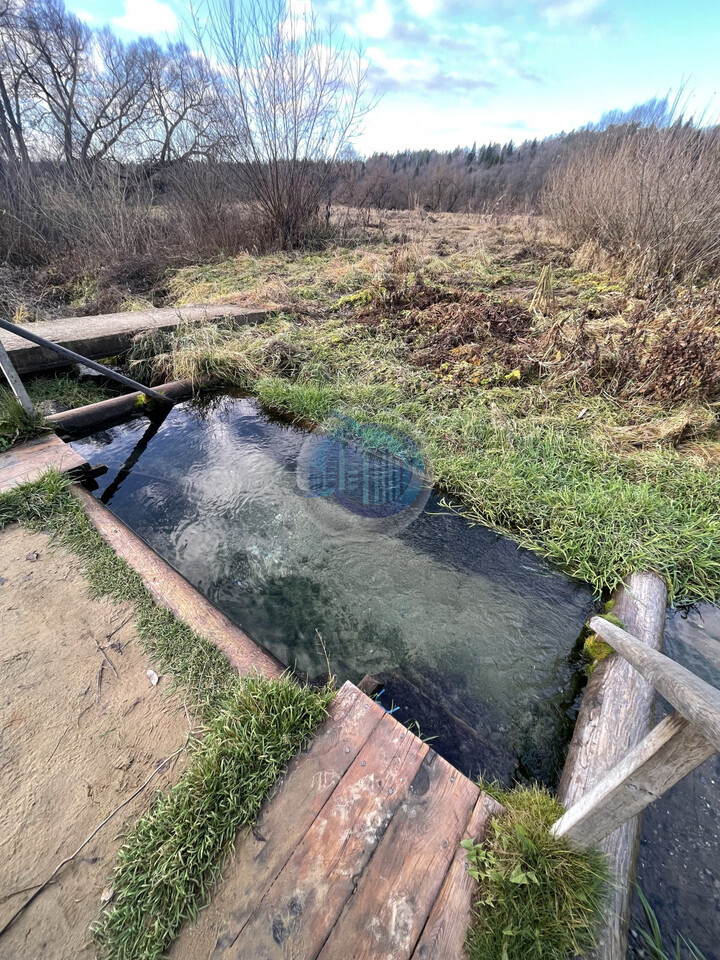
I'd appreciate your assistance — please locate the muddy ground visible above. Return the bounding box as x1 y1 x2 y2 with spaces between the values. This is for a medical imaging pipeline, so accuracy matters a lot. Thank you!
0 525 188 960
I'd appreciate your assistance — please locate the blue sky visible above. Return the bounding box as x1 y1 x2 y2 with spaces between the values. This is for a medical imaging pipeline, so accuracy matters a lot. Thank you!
69 0 719 154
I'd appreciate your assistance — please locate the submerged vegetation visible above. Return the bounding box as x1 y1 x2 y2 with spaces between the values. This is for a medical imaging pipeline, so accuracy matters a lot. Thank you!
128 223 720 602
464 784 609 960
0 473 332 960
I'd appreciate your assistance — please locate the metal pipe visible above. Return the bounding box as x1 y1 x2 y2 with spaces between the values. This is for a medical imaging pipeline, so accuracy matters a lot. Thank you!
0 317 173 405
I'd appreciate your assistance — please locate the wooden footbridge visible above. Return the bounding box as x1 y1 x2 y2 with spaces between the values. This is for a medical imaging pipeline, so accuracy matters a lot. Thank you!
177 681 502 960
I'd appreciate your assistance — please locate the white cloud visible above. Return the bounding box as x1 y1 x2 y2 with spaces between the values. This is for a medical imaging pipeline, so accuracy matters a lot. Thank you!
542 0 605 27
73 9 97 23
113 0 178 35
407 0 438 17
366 45 428 83
357 0 393 39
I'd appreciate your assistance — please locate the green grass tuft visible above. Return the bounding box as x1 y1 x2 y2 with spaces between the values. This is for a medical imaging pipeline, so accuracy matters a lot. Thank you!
26 373 113 408
93 674 332 960
464 784 609 960
0 388 48 450
634 885 708 960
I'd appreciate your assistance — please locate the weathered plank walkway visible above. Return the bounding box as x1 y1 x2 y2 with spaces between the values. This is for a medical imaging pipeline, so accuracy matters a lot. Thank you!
178 680 501 960
0 304 267 373
0 434 88 492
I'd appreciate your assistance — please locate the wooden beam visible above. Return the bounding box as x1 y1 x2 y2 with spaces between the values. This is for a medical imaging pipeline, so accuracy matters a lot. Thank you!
552 711 715 849
412 792 504 960
590 616 720 751
558 571 667 960
0 434 88 492
0 340 35 414
47 379 202 436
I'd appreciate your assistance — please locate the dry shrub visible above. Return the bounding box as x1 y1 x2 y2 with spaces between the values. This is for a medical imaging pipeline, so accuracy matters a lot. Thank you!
0 162 267 314
359 264 534 371
161 164 271 257
544 121 720 286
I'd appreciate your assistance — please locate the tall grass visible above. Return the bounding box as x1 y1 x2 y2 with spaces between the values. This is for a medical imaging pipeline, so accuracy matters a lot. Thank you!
544 121 720 286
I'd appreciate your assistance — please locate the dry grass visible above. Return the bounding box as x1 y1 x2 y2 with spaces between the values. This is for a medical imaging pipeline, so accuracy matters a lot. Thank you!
544 122 720 288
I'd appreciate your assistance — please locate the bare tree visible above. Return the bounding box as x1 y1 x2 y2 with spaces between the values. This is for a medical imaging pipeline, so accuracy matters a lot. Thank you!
0 1 33 166
140 38 225 164
194 0 372 246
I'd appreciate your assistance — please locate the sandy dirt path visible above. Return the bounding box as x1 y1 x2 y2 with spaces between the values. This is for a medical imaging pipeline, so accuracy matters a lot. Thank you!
0 524 189 960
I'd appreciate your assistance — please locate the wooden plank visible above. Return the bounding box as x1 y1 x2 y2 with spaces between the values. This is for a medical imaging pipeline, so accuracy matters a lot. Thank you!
0 305 269 373
589 615 720 752
218 712 429 960
74 486 282 677
208 682 386 953
316 751 480 960
0 434 88 492
553 711 716 849
558 571 667 960
412 792 504 960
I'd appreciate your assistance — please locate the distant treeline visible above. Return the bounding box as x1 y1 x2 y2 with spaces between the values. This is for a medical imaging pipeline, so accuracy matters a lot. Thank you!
331 136 568 214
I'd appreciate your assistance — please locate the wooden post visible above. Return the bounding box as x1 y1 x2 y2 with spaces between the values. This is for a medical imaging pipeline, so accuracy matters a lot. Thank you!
0 340 35 415
552 710 715 849
557 571 667 960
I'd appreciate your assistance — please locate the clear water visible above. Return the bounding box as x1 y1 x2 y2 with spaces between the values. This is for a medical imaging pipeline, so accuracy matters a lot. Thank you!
70 393 595 784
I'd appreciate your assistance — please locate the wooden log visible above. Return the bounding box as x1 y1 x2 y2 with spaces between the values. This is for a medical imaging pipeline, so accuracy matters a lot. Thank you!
47 379 202 436
74 487 282 678
0 305 269 374
553 711 715 849
412 792 504 960
558 571 667 960
589 616 720 751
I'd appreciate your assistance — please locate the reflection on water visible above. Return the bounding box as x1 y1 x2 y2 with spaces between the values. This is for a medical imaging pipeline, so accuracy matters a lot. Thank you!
71 394 594 784
630 605 720 960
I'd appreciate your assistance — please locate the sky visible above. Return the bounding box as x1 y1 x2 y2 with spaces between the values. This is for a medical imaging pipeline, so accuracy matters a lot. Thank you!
68 0 720 154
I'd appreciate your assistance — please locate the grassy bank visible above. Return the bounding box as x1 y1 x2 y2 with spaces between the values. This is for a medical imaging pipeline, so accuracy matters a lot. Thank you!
1 375 115 450
122 217 720 603
0 473 332 960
